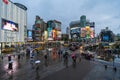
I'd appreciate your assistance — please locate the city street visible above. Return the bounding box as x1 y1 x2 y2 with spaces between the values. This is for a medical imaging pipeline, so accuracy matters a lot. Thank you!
0 0 120 80
40 59 120 80
0 49 120 80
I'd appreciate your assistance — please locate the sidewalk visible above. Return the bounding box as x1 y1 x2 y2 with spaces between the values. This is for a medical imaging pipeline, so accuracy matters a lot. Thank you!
94 58 120 70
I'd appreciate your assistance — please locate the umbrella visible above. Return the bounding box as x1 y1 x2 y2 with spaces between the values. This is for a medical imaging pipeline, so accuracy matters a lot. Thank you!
9 60 14 63
35 60 41 64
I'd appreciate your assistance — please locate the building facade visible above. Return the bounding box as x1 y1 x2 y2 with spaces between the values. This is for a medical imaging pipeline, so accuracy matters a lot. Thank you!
69 20 80 40
99 27 114 42
32 16 47 42
47 20 62 41
69 15 95 42
32 18 61 42
80 15 86 28
0 0 27 53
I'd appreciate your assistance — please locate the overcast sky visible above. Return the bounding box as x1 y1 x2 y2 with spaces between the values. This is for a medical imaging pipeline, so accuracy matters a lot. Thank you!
11 0 120 35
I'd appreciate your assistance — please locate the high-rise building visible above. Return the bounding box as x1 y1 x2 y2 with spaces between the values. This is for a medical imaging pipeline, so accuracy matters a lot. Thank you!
47 20 54 41
69 20 80 39
99 27 114 42
32 16 47 41
80 15 86 27
0 0 27 54
47 20 62 41
69 15 95 41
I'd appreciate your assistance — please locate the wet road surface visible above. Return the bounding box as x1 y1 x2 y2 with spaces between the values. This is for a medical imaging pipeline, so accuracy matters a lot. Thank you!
0 49 120 80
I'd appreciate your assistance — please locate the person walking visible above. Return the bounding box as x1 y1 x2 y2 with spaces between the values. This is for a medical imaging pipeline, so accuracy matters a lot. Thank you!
26 48 30 57
8 61 13 70
52 48 57 61
8 55 11 62
58 49 62 61
63 50 69 68
30 49 35 69
8 60 14 73
76 52 81 62
1 55 4 60
18 54 20 61
35 60 41 80
71 53 77 67
44 53 48 66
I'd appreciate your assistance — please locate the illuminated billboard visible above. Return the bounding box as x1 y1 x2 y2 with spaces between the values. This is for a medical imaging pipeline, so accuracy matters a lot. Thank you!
80 26 94 38
44 31 48 41
27 30 33 41
86 26 91 38
52 29 57 40
47 27 52 37
81 28 86 38
1 19 18 32
103 35 109 41
57 31 61 38
70 27 80 38
90 27 94 38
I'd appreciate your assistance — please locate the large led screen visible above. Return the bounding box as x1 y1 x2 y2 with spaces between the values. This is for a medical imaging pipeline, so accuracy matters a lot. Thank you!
81 27 95 38
27 30 33 41
47 27 52 37
103 35 109 41
90 27 94 38
81 28 86 38
27 30 32 37
1 19 18 31
71 27 80 38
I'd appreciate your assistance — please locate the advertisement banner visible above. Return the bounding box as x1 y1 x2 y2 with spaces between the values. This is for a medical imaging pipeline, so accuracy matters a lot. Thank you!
71 27 80 38
1 19 18 32
27 30 33 41
81 28 86 38
47 27 52 37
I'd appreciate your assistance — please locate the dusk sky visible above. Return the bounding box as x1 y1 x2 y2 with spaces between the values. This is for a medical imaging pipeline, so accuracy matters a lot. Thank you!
12 0 120 35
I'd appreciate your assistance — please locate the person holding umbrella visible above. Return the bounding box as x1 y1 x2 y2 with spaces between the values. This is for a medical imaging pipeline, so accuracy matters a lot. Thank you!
35 60 41 71
8 60 14 72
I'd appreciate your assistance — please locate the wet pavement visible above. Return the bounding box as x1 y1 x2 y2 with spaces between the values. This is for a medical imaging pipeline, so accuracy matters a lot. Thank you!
40 59 120 80
0 49 120 80
83 64 120 80
0 47 71 80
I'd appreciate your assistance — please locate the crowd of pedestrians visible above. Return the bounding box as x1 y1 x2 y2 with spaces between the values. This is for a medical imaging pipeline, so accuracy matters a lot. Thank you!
27 44 82 69
0 43 83 76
